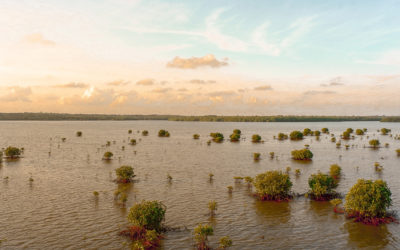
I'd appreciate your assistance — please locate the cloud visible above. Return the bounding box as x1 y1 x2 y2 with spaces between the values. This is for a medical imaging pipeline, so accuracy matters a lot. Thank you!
136 79 155 86
54 82 89 88
321 77 344 87
166 54 228 69
254 85 273 91
208 90 236 96
0 86 32 102
189 79 216 84
151 87 172 93
177 88 188 92
22 33 56 46
107 80 130 86
303 90 337 95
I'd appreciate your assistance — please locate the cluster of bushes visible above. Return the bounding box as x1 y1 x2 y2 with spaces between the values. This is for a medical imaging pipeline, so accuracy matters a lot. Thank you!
277 133 288 140
342 128 353 140
229 129 241 142
115 165 136 183
308 172 338 201
381 128 391 135
290 131 303 140
158 130 170 137
253 170 292 201
291 148 313 160
210 132 224 142
3 146 22 159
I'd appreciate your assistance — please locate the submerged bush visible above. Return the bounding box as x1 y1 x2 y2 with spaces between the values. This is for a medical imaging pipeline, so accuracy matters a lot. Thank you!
233 129 241 135
194 224 213 250
308 172 338 201
321 128 329 134
115 165 136 183
396 149 400 156
103 151 113 160
291 148 313 160
342 131 351 140
277 133 288 140
130 139 137 145
219 236 233 249
193 134 200 139
142 130 149 136
253 170 292 201
381 128 391 135
369 139 380 148
329 164 341 181
356 129 364 135
290 131 303 140
253 153 261 161
158 130 170 137
208 200 217 216
128 200 166 232
345 179 393 224
210 132 224 142
252 134 262 143
76 131 82 137
314 130 321 136
4 146 21 159
303 128 311 136
229 133 240 142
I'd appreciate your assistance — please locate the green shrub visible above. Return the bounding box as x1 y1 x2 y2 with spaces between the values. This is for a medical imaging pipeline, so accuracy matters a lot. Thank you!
342 131 351 140
321 128 329 134
103 151 113 160
130 139 136 145
4 146 21 158
158 130 170 137
219 236 233 249
128 200 166 232
253 153 260 161
277 133 288 140
76 131 82 137
193 134 200 139
115 165 136 183
254 170 292 200
128 129 132 134
356 129 364 135
291 148 313 160
303 128 311 136
210 132 224 142
229 133 240 142
208 200 217 216
329 164 341 179
314 130 321 136
142 130 149 136
252 134 262 143
346 128 354 133
308 172 338 200
290 131 303 140
233 129 241 135
345 179 392 219
369 139 380 148
396 149 400 156
381 128 391 135
194 224 213 249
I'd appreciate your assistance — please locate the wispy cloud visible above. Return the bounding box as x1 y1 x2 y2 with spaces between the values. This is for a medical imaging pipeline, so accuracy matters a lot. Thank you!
189 79 216 84
254 85 273 91
136 79 155 86
107 80 130 86
54 82 88 88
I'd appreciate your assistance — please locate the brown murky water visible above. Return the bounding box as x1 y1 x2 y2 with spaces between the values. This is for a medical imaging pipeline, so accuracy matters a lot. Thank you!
0 121 399 249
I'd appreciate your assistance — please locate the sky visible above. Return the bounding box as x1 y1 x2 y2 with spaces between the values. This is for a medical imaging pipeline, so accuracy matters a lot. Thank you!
1 0 400 115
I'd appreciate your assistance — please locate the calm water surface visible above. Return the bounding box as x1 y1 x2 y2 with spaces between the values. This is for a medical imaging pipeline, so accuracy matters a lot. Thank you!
0 121 399 249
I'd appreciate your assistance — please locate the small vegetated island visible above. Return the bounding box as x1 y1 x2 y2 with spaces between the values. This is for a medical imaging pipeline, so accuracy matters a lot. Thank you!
120 200 166 249
115 165 136 183
345 179 394 225
229 129 241 142
252 134 262 143
307 172 338 201
253 170 293 201
4 146 22 159
158 129 170 137
290 130 303 140
291 148 313 160
210 132 224 142
103 151 113 160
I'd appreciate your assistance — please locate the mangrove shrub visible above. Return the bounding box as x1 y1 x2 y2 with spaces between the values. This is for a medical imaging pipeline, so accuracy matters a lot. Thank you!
253 170 292 201
127 200 166 232
291 148 313 160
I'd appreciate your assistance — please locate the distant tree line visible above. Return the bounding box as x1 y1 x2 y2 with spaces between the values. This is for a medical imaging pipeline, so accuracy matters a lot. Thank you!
0 112 398 122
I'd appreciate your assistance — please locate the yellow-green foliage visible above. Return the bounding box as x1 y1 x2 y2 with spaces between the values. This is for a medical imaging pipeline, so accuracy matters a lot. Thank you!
194 224 213 247
158 129 170 137
210 132 224 142
291 148 313 160
128 200 166 232
4 146 21 158
115 165 135 182
142 130 149 136
254 171 292 199
253 153 261 160
330 198 342 207
321 128 329 134
252 134 262 142
219 236 233 248
208 200 217 215
277 133 288 140
369 139 380 148
356 129 364 135
103 151 113 160
193 134 200 139
308 172 337 200
329 164 341 179
381 128 391 135
396 149 400 156
290 131 303 140
345 179 392 218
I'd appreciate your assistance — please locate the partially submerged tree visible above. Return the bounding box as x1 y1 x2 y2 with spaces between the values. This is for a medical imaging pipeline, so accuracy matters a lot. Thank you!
291 148 313 160
158 129 170 137
356 129 364 135
369 139 380 148
381 128 391 135
290 131 303 140
252 134 262 143
127 200 166 232
142 130 149 136
345 179 393 225
193 134 200 139
303 128 312 136
103 151 113 160
210 132 224 143
4 146 21 159
277 133 288 140
308 172 338 201
321 128 329 134
130 139 137 145
208 200 217 216
115 165 136 183
253 170 292 201
194 224 213 250
253 153 261 161
76 131 82 137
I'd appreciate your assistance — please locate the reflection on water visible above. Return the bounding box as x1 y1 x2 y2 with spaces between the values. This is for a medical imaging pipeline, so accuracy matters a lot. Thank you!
254 200 291 225
345 221 392 248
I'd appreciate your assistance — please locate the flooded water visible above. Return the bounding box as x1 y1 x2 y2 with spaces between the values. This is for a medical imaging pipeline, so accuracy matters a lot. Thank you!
0 121 399 249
